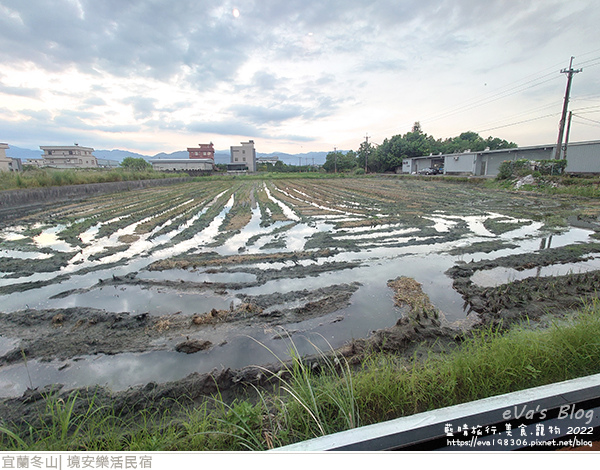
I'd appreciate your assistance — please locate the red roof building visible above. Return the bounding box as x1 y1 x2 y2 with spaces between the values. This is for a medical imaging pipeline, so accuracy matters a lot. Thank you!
187 143 215 160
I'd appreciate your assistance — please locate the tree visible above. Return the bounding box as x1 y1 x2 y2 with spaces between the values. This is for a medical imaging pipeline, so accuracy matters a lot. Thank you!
357 140 376 172
339 124 518 174
438 131 517 154
371 122 439 172
323 150 356 173
120 157 152 171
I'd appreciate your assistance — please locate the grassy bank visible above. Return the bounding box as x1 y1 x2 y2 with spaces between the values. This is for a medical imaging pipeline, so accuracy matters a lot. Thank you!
0 168 186 191
488 174 600 198
2 301 600 451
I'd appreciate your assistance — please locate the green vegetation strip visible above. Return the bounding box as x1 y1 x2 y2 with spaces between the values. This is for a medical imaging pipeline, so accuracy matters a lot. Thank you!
0 168 185 191
2 301 600 451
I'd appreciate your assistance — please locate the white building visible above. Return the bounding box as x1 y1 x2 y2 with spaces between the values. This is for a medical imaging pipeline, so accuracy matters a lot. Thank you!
150 158 215 175
0 143 22 172
40 145 98 168
257 156 279 165
230 140 256 172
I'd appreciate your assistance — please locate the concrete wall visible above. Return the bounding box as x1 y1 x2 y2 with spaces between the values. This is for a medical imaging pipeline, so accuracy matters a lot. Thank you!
151 160 213 172
444 153 476 175
479 147 553 176
0 144 11 172
565 142 600 173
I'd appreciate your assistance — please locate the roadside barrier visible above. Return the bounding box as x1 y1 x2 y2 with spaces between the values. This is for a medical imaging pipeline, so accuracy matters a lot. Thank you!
273 373 600 451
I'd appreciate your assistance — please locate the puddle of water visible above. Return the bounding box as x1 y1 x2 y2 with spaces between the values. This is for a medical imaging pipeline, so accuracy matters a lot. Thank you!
0 326 335 397
1 187 599 397
50 284 238 316
33 225 75 252
472 256 600 287
283 190 357 216
264 184 301 221
0 336 19 356
0 250 52 260
136 269 257 284
1 232 27 241
214 206 292 256
282 187 361 217
334 227 419 241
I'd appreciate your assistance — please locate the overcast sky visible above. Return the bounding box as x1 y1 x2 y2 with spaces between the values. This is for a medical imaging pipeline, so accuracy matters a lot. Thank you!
1 0 599 155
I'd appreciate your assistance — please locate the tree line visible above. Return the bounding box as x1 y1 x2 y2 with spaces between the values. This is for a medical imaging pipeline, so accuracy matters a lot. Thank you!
323 122 517 173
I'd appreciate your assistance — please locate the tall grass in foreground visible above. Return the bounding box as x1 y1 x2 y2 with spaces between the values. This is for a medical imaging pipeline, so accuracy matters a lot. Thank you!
2 302 600 451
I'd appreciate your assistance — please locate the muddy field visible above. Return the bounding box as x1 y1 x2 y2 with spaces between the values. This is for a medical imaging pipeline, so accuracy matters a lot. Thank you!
1 176 600 405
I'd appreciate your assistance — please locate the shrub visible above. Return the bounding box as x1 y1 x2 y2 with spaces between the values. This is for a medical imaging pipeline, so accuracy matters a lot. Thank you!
497 159 567 180
496 159 533 180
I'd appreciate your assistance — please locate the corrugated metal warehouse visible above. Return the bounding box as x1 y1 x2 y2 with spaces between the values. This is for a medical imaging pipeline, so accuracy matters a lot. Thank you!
402 140 600 176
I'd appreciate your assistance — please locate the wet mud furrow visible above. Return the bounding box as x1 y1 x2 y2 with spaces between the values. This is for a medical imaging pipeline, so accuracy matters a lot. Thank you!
1 177 600 400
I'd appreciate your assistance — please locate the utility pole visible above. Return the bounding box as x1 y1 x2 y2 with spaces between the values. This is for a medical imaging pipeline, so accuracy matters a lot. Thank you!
334 147 337 174
563 111 573 161
554 57 582 160
364 134 369 173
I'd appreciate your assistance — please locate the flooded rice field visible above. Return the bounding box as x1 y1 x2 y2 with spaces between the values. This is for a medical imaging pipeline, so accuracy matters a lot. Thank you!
1 176 600 398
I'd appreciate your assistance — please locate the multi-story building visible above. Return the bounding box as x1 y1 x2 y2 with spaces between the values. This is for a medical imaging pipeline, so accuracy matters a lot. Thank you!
187 143 215 160
0 143 22 171
40 145 98 168
229 140 256 172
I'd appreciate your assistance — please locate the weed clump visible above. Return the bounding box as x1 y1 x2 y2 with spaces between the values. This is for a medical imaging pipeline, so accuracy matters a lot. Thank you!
387 276 440 323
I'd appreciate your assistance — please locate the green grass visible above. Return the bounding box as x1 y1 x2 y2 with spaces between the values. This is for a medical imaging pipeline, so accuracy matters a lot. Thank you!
0 168 186 191
487 174 600 198
2 301 600 451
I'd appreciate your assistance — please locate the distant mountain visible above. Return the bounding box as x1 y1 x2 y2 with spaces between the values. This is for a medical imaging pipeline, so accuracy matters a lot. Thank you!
4 146 331 166
151 151 188 160
260 151 328 166
205 151 328 166
94 149 149 162
214 152 230 164
4 146 42 159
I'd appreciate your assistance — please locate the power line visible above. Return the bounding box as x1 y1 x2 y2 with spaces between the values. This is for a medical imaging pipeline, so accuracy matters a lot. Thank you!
410 74 561 130
477 112 559 133
385 54 598 139
474 101 561 133
574 114 600 125
572 118 600 129
571 105 600 114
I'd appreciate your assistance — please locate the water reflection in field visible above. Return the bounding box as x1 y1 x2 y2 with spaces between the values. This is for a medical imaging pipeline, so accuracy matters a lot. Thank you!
0 180 597 396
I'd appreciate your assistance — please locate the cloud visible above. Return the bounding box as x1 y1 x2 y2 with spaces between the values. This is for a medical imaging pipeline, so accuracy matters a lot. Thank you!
186 120 265 138
83 97 107 107
0 83 41 99
228 104 310 125
1 1 599 153
122 96 159 120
